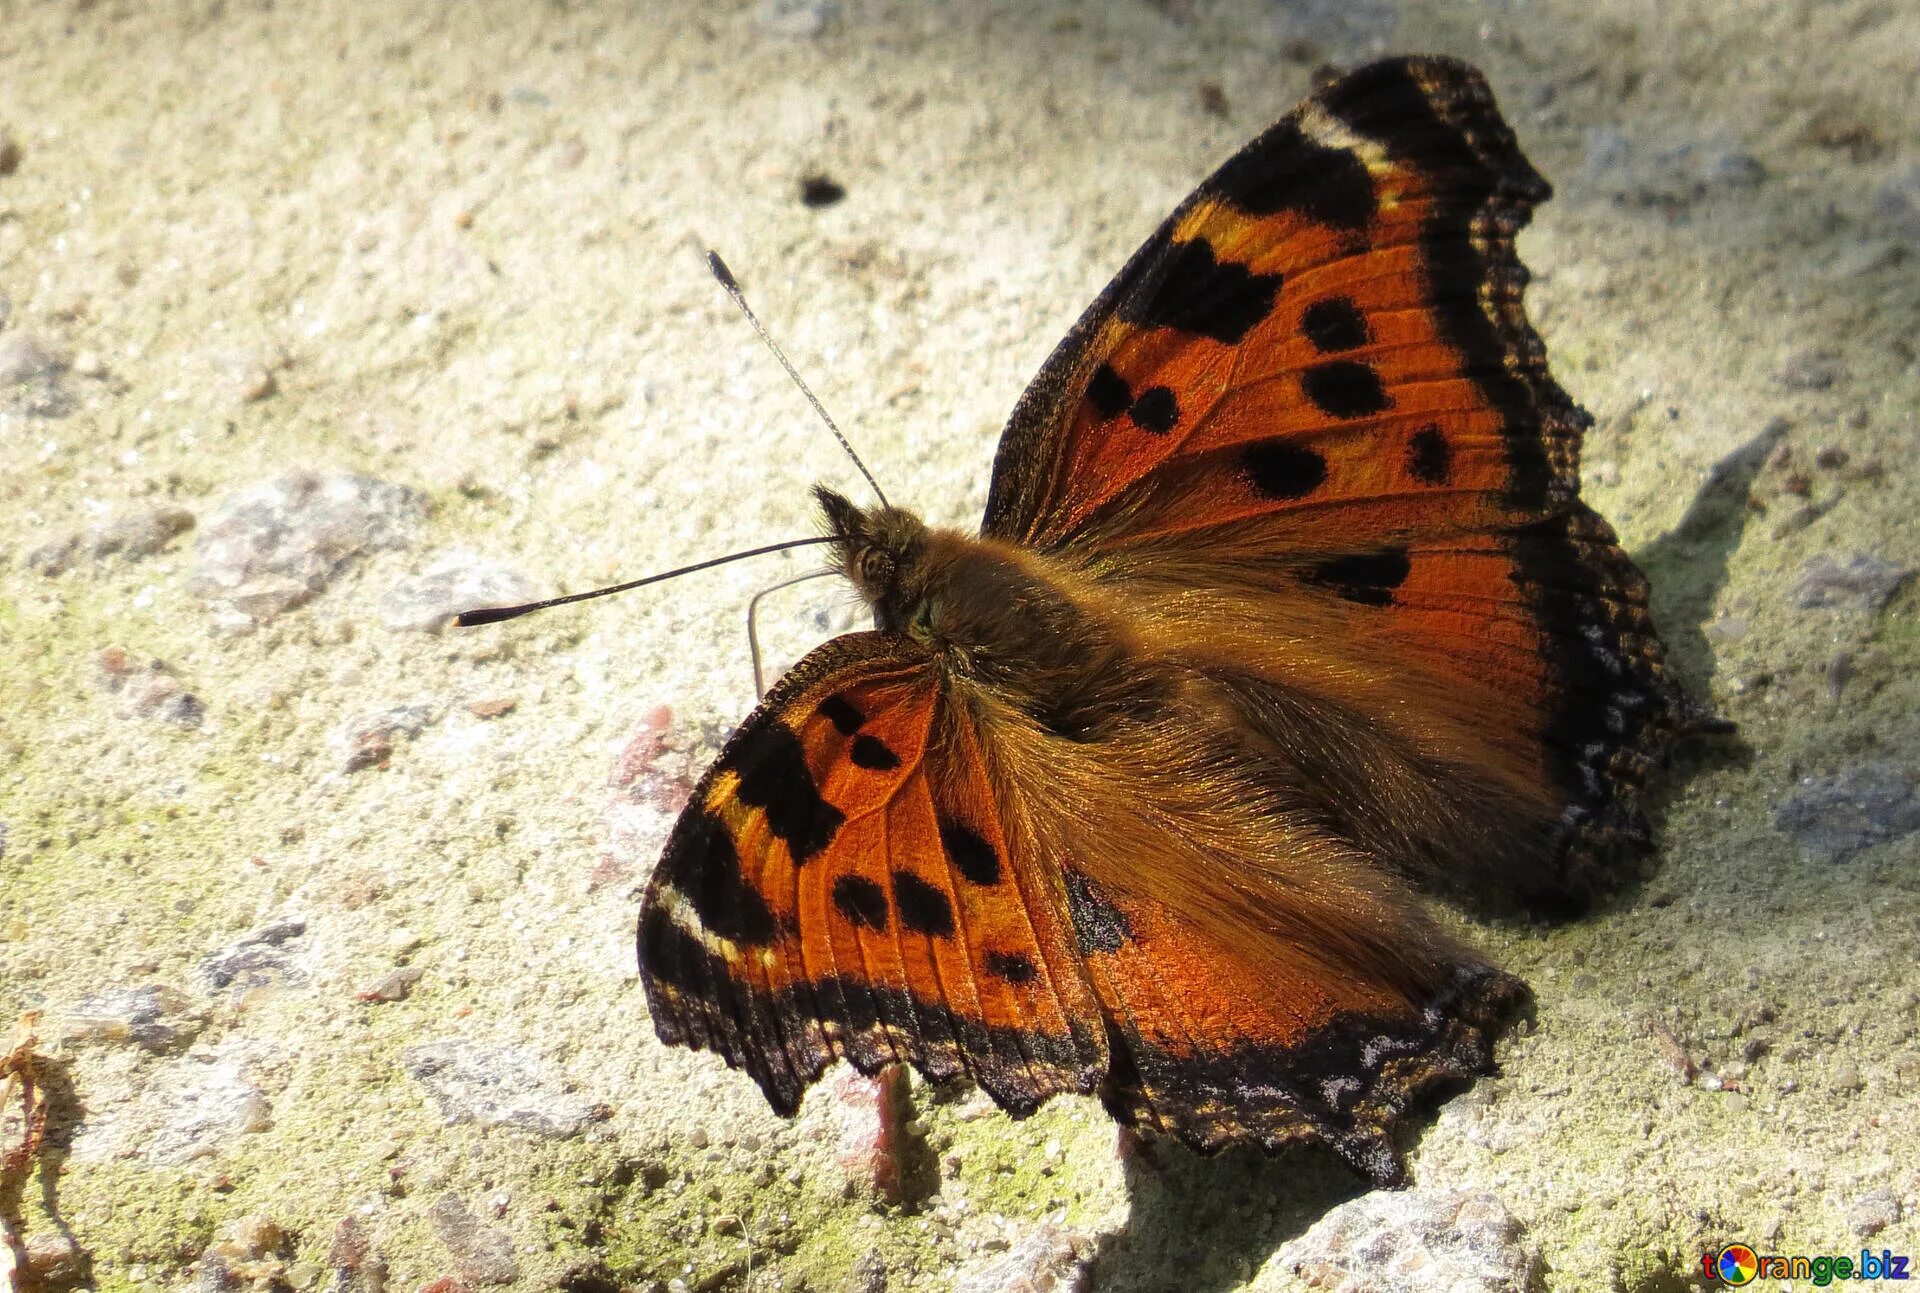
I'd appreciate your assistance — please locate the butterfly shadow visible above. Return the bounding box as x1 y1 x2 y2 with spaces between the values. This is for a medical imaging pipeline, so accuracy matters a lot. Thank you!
1631 417 1785 710
1087 1136 1373 1291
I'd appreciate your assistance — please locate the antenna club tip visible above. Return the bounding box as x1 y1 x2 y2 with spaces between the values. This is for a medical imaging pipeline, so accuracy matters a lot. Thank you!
705 250 739 291
452 606 516 627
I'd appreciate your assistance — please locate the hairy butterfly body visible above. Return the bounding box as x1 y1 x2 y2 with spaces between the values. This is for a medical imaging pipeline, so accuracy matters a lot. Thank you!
638 56 1705 1185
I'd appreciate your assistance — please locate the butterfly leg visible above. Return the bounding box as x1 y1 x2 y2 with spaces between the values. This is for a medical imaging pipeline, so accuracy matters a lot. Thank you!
823 1064 934 1207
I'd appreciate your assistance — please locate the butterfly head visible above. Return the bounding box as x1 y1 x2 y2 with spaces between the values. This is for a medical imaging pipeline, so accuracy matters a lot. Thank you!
814 485 936 638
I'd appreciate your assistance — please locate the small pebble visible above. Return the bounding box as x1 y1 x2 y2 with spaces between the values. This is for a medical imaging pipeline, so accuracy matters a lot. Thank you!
1774 763 1920 863
338 705 437 772
61 984 206 1052
196 916 309 992
1277 1189 1541 1293
197 1215 288 1292
756 0 840 38
427 1195 518 1286
190 471 429 632
94 647 206 728
356 966 425 1003
327 1214 390 1293
240 365 278 403
379 556 538 633
1776 347 1845 391
1791 553 1910 612
1847 1186 1902 1239
403 1039 599 1139
24 1232 86 1286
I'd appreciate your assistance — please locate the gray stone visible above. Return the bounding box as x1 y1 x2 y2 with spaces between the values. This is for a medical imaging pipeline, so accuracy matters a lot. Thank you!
1791 553 1910 612
1776 348 1847 391
94 648 206 729
378 555 538 633
952 1223 1090 1293
61 984 206 1053
1275 1189 1544 1293
195 916 309 992
29 506 196 576
755 0 841 38
1774 763 1920 863
337 704 438 772
326 1215 389 1293
189 471 429 631
144 1055 277 1165
1847 1186 1901 1239
403 1039 598 1139
427 1195 518 1286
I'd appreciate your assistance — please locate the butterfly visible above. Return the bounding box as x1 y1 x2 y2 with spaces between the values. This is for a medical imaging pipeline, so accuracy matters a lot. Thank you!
635 56 1707 1187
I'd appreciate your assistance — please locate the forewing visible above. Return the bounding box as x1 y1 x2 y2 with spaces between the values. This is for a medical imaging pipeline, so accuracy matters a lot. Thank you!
639 632 1108 1117
982 57 1692 899
983 56 1571 554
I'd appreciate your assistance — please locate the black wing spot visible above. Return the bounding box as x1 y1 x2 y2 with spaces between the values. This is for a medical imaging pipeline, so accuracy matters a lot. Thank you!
1087 363 1132 418
938 817 1001 886
798 173 847 207
672 811 778 946
1304 549 1412 606
1408 424 1452 485
1128 386 1180 434
892 871 956 938
1130 238 1282 345
831 874 889 931
818 695 865 734
722 723 844 863
984 950 1037 985
1240 441 1328 500
1064 869 1133 955
1210 120 1377 230
1301 297 1371 353
849 734 901 771
1302 360 1391 419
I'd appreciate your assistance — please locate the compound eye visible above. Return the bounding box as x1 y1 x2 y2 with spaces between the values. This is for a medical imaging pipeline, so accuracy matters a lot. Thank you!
860 549 894 585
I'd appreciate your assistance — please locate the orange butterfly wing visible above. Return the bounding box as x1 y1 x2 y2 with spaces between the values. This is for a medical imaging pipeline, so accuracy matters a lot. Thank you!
1066 872 1517 1183
639 633 1108 1118
640 630 1526 1183
984 56 1693 903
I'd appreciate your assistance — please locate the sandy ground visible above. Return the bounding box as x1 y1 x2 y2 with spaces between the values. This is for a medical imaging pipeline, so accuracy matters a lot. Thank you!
2 1 1917 1290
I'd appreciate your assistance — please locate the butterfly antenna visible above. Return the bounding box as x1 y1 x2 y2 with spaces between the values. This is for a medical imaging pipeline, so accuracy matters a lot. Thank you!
453 535 838 627
706 250 890 509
